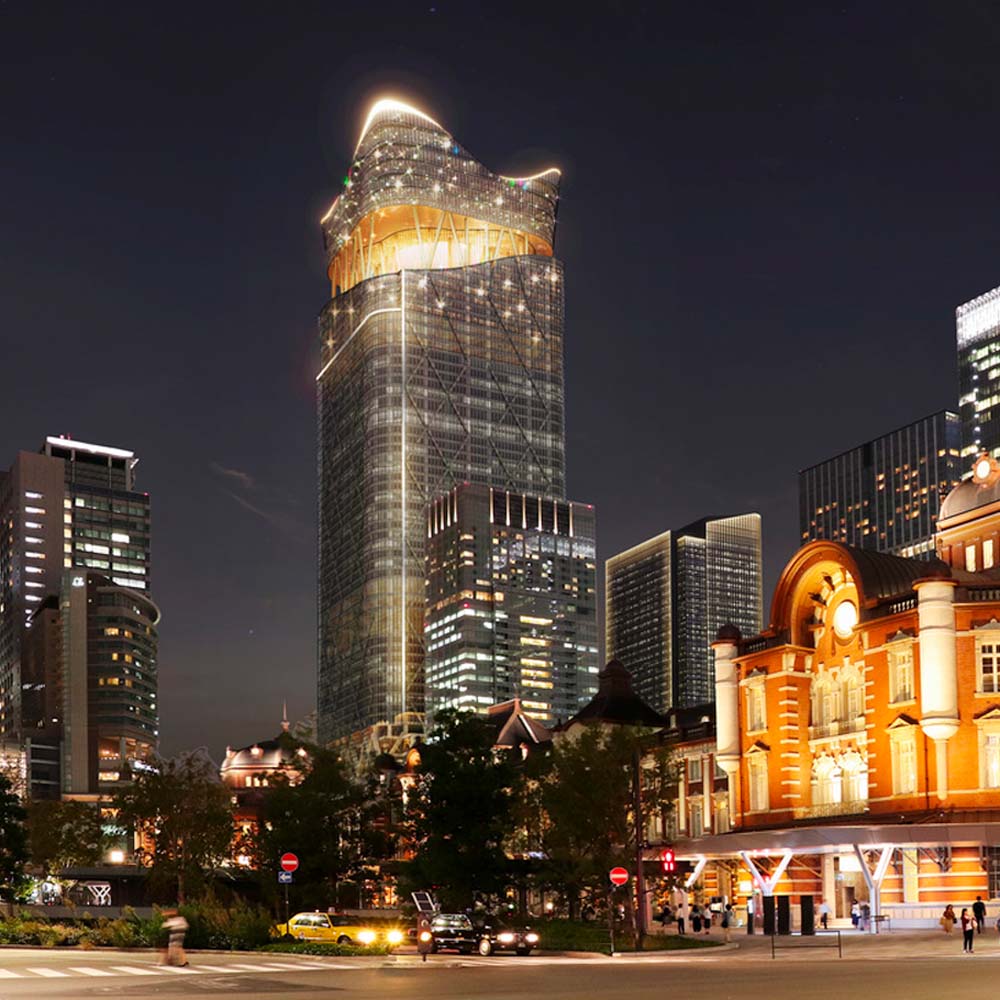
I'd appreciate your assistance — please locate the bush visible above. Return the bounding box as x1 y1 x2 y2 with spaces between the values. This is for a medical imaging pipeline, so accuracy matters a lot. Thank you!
536 918 718 955
259 941 390 957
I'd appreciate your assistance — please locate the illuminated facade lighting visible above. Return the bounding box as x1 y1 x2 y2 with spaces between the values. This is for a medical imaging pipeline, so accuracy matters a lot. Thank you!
317 99 566 742
957 284 1000 459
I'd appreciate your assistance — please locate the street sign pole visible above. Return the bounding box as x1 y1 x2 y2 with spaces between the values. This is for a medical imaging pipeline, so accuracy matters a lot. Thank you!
279 853 299 930
633 745 647 947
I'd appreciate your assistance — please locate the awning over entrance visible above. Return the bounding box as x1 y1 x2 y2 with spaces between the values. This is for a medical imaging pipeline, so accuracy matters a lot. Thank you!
671 820 1000 859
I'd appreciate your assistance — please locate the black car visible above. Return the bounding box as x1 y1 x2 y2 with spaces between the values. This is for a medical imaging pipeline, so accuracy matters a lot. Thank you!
473 919 540 956
428 913 478 954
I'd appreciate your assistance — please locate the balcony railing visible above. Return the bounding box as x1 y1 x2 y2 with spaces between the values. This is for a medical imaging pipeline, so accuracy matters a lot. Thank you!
793 799 869 820
808 717 865 740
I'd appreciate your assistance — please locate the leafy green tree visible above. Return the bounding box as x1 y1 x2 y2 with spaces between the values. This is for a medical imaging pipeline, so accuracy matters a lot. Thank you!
252 745 367 912
0 774 29 901
27 799 109 874
536 725 674 940
401 709 522 911
114 750 233 903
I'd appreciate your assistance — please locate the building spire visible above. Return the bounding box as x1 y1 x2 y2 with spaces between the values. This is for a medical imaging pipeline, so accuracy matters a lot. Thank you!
281 701 289 733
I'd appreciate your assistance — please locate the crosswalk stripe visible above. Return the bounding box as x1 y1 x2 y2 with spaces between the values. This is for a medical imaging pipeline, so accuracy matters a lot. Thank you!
193 964 243 973
0 970 23 979
223 963 288 971
27 968 70 978
160 965 200 973
110 965 160 976
259 961 331 969
71 967 116 977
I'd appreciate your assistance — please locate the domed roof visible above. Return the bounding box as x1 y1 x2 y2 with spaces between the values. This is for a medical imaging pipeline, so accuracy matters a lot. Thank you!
220 730 307 781
939 472 1000 523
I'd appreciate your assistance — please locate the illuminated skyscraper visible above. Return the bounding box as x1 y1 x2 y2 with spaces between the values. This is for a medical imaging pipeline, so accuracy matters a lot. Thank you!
798 411 961 558
424 484 597 727
605 514 762 712
957 284 1000 460
317 100 566 743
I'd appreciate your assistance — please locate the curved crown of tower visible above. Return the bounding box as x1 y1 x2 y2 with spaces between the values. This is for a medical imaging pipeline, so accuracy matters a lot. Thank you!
320 98 560 276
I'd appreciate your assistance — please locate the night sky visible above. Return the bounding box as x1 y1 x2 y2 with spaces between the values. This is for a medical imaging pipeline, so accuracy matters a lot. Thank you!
3 3 999 758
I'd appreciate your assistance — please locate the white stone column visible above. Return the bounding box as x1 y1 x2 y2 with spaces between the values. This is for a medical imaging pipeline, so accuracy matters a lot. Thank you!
712 630 741 821
915 578 959 801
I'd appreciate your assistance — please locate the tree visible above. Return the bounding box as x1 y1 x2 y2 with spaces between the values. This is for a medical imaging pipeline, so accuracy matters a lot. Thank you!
401 710 522 911
252 745 367 912
114 750 233 903
0 774 29 901
27 799 109 875
536 723 675 945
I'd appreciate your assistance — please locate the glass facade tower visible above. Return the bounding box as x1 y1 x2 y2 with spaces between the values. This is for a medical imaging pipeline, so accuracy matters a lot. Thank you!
799 411 961 558
957 284 1000 461
424 484 597 727
605 514 762 713
317 101 566 743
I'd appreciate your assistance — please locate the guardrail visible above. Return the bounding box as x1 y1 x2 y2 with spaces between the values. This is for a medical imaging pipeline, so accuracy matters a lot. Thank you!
770 929 842 959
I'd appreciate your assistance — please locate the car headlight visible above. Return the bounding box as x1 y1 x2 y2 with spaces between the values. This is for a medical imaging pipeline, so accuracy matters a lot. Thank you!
358 929 376 945
419 930 433 942
498 932 515 943
387 929 403 945
525 932 539 943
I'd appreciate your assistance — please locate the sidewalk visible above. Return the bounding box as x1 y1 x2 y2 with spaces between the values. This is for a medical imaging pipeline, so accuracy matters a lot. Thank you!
731 927 1000 960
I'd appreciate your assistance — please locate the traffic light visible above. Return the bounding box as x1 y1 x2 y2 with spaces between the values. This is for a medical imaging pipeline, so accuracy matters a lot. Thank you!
660 848 676 874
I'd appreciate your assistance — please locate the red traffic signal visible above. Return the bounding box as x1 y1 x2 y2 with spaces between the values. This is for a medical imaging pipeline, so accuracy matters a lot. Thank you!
660 848 676 873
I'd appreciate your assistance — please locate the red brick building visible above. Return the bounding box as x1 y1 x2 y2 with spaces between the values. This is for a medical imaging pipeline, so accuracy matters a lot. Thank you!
678 457 1000 926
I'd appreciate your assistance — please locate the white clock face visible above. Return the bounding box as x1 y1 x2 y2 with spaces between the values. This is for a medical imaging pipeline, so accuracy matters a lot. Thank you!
977 458 992 481
832 600 858 639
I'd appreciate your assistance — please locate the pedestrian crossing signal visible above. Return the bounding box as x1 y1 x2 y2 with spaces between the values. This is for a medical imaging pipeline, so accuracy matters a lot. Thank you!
660 849 676 873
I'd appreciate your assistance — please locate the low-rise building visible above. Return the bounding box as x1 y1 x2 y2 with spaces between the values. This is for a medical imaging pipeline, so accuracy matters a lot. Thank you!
677 457 1000 927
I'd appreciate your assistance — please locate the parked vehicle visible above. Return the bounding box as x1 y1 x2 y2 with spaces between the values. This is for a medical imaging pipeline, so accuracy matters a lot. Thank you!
426 913 478 954
474 919 540 956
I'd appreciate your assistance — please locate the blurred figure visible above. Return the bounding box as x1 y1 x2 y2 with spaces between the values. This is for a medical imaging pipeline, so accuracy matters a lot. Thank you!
161 909 189 967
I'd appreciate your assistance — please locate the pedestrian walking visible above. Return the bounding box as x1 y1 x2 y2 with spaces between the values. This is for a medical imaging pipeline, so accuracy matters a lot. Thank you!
721 903 733 943
818 899 831 930
161 909 189 967
691 904 702 934
973 895 987 934
940 904 956 934
850 901 860 929
961 907 974 953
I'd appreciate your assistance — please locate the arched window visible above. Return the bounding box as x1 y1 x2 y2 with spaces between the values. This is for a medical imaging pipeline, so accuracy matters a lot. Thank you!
840 749 868 803
813 755 842 805
843 666 863 721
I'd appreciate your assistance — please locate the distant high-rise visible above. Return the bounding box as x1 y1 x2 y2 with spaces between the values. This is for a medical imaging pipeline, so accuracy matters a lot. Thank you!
605 514 762 712
799 411 961 558
957 284 1000 460
317 99 566 743
0 437 154 793
61 571 159 796
424 484 597 727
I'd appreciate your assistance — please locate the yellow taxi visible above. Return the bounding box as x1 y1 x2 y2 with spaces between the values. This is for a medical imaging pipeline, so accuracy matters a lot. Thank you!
273 911 405 947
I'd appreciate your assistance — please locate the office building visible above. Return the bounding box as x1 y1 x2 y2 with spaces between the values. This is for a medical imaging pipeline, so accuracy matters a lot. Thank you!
424 484 597 727
605 514 762 713
317 99 566 742
957 283 1000 460
799 411 961 558
0 436 154 793
61 571 159 796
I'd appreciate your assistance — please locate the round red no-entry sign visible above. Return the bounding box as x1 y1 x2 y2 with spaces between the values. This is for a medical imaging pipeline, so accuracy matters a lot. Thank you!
609 866 629 887
280 852 299 873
